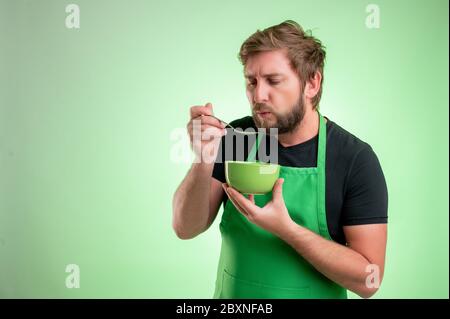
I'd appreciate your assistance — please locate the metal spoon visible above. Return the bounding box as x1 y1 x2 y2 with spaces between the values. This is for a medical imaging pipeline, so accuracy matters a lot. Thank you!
200 114 259 135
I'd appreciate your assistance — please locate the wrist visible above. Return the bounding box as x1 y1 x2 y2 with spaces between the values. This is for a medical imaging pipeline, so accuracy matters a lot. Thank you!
278 219 303 243
191 161 215 174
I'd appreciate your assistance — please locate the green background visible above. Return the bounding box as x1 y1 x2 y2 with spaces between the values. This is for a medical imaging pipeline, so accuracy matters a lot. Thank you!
0 0 448 298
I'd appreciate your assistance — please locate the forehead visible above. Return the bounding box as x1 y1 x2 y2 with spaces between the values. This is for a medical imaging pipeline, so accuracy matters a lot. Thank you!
244 49 295 78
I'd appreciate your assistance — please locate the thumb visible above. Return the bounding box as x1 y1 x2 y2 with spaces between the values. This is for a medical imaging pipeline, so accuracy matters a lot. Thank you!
272 178 284 201
205 102 213 115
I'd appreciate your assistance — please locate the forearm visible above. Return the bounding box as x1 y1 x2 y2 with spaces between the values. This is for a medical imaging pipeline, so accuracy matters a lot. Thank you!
279 222 379 298
172 162 214 239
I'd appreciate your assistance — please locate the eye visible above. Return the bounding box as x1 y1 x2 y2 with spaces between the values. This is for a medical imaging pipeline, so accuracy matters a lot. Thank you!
247 81 256 88
268 79 280 85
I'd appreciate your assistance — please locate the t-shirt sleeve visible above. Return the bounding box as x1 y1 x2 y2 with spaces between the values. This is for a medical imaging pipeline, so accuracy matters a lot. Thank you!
341 145 388 225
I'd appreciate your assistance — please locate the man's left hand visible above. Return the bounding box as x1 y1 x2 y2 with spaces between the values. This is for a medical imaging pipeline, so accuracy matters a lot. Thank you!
222 178 294 237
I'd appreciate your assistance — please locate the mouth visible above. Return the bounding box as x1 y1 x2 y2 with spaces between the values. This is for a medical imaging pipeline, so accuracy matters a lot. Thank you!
256 111 272 118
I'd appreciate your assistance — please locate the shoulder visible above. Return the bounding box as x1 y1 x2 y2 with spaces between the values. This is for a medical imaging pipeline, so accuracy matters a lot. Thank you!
326 117 386 192
325 118 380 169
326 118 373 155
325 118 384 182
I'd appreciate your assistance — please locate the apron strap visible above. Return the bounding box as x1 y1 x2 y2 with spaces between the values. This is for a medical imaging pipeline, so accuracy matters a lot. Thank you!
317 112 326 170
316 112 329 239
246 133 262 162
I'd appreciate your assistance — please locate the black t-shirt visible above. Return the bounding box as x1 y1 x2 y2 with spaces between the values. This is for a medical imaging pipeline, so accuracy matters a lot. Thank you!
212 115 388 245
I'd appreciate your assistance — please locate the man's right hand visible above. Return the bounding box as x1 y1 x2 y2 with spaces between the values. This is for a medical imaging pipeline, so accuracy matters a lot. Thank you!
173 103 227 239
187 102 227 163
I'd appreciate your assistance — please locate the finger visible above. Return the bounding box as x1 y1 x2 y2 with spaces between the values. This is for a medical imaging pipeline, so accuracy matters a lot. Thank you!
272 178 284 202
226 191 248 217
199 116 225 129
187 121 193 136
226 187 258 217
248 194 255 204
190 103 213 119
222 184 248 217
188 121 226 139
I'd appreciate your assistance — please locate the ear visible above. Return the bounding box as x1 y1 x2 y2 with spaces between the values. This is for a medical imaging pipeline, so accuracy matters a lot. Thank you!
304 71 322 100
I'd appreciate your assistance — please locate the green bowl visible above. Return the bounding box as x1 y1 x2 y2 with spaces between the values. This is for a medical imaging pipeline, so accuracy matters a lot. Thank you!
225 160 280 194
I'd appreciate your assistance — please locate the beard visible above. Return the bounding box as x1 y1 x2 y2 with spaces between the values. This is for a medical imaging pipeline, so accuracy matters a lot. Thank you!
252 94 306 134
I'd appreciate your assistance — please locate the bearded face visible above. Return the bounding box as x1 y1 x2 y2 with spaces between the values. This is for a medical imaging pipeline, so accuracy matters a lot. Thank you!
251 92 305 134
244 50 307 135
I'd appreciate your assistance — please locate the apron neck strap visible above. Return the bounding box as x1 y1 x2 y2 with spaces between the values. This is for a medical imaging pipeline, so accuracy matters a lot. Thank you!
317 111 326 170
246 133 261 162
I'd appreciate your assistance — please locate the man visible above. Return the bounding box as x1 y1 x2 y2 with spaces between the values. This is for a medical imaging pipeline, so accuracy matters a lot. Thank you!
172 20 388 299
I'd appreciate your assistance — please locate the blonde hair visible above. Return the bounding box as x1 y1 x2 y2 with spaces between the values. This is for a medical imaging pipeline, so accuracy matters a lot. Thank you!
239 20 326 109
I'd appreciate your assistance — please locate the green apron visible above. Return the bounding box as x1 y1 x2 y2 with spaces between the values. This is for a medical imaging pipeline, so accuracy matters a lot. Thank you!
213 113 347 299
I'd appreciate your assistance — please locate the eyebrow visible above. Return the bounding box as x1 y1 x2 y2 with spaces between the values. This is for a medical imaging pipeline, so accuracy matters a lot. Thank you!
244 73 285 79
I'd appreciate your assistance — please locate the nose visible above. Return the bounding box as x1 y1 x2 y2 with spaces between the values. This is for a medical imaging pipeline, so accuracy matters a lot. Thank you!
252 82 270 104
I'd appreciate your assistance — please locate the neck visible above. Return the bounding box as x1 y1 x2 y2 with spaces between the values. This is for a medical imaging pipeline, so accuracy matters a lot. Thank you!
277 108 321 147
